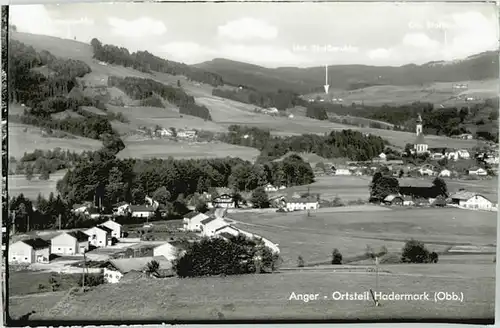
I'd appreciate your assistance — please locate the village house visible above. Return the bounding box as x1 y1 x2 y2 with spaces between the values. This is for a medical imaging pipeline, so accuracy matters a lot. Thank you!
449 191 494 211
112 202 130 216
84 226 112 248
200 217 229 237
382 195 403 206
101 219 123 239
468 167 488 176
177 129 197 139
264 184 278 192
88 207 101 220
285 196 320 211
211 193 236 208
214 225 280 254
157 128 173 137
50 231 89 255
8 238 50 264
153 242 186 262
103 255 172 284
130 205 155 218
418 165 435 176
457 149 471 160
72 203 90 214
439 169 451 177
402 196 415 206
331 165 352 176
183 211 209 231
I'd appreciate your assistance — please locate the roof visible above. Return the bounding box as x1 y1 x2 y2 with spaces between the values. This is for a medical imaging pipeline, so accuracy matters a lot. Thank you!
384 195 403 202
201 217 217 225
218 232 235 240
67 230 90 242
469 167 485 171
103 219 122 227
107 256 172 274
215 225 239 233
113 201 129 208
20 238 50 250
72 204 87 209
130 205 154 212
285 196 318 204
184 211 199 219
97 225 114 234
450 190 489 201
415 133 426 145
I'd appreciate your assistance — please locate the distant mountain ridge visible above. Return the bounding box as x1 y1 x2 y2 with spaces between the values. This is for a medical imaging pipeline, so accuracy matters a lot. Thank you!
193 51 499 93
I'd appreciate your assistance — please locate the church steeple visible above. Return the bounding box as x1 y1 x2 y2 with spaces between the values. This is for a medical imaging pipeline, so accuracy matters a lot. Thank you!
416 114 423 135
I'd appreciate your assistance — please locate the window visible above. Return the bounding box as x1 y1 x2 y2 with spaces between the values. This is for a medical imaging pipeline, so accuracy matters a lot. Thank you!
12 256 16 260
24 257 28 260
58 248 61 251
69 248 72 251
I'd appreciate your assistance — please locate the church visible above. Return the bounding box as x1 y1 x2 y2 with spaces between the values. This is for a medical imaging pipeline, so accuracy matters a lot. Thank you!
414 114 428 154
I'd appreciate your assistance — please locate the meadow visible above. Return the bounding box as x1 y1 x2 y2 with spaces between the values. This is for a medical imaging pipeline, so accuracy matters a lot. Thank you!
8 124 102 159
8 170 67 199
29 266 493 321
10 32 486 150
230 205 497 267
117 139 259 162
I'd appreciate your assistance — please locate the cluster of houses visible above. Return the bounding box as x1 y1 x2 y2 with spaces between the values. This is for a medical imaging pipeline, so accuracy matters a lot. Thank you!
381 189 496 212
8 219 122 264
181 209 280 253
138 125 197 140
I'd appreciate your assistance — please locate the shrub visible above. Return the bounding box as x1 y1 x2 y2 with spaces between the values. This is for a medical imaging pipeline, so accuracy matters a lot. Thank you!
331 248 343 264
401 239 430 263
146 260 160 275
428 252 439 263
78 273 105 287
297 256 305 267
173 235 279 277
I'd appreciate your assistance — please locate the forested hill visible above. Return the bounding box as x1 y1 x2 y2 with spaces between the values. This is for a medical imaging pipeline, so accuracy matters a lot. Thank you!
193 52 499 93
90 38 224 87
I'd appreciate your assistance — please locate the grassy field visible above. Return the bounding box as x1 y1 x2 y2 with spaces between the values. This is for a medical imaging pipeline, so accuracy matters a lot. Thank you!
117 139 259 162
230 206 497 267
307 79 498 107
10 32 488 150
272 175 498 203
8 170 67 199
8 124 102 159
28 266 493 321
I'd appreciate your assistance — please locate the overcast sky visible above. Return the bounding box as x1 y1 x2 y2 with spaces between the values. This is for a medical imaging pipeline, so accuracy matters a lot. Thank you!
10 3 499 68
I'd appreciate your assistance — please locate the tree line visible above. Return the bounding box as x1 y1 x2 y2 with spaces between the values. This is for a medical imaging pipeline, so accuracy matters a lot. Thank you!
219 125 388 162
90 38 224 87
107 76 212 121
55 153 314 211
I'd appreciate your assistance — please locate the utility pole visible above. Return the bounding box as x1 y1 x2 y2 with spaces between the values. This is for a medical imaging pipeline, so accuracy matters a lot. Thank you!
82 252 87 291
58 214 62 230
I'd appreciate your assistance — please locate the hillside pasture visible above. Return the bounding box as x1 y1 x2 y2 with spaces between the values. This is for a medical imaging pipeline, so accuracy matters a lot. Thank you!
8 170 66 199
8 123 102 159
106 104 225 133
117 139 259 162
307 79 498 107
30 266 494 321
10 32 489 150
230 206 496 268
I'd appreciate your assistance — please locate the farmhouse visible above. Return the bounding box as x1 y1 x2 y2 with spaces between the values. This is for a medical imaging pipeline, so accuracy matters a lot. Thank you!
457 149 471 159
183 211 209 231
402 196 414 206
50 231 89 255
285 196 319 211
100 219 123 239
88 207 101 219
84 226 111 248
399 183 445 200
214 225 241 238
439 169 451 177
8 238 50 264
200 217 229 237
153 242 186 261
214 225 280 254
212 194 236 208
130 205 155 218
331 165 351 176
177 129 196 139
103 256 172 284
113 202 130 216
449 191 494 210
468 167 488 176
72 203 91 214
265 184 278 192
383 195 403 206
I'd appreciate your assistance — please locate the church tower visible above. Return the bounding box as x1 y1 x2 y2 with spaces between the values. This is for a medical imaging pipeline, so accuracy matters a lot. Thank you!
414 114 428 154
416 114 423 135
